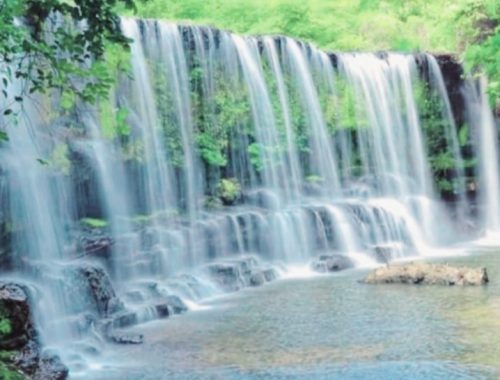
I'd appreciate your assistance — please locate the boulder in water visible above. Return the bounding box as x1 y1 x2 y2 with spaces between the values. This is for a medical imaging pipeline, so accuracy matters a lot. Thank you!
311 254 354 273
362 262 488 286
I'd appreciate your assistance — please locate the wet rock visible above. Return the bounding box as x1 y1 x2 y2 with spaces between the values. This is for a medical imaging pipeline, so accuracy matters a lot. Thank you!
112 311 138 329
206 262 244 292
15 342 67 380
0 282 35 350
74 265 124 317
311 254 354 273
249 272 265 287
262 268 278 282
164 295 188 314
0 217 13 271
0 282 68 379
124 290 145 304
108 332 144 345
362 262 489 286
206 256 277 291
155 304 170 318
33 352 68 380
77 230 114 261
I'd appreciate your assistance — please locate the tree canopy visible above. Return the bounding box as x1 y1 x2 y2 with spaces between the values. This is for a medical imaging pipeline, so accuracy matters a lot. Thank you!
0 0 137 136
0 0 498 135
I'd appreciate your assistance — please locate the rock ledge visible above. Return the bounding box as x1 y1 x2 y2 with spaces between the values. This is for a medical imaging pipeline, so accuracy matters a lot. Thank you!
362 262 488 286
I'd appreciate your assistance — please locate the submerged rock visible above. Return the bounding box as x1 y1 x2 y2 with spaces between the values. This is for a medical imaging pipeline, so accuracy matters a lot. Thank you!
108 332 144 345
362 262 488 286
311 254 354 273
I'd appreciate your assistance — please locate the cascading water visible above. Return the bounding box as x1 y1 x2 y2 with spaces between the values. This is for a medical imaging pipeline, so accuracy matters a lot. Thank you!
464 77 500 235
0 17 498 377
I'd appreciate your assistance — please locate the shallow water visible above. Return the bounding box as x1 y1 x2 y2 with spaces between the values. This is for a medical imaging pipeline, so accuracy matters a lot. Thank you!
79 250 500 379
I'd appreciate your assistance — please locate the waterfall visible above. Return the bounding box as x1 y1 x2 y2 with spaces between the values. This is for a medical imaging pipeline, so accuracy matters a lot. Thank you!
1 17 498 376
464 77 500 233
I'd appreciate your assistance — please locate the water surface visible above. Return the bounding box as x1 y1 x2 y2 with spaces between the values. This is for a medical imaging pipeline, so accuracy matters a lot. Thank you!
81 251 500 379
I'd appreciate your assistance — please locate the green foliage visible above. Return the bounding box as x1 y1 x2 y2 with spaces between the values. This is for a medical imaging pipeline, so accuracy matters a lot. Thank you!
121 139 145 162
99 100 131 139
151 61 185 167
0 363 23 380
49 143 71 175
464 29 500 105
60 91 76 111
125 0 498 106
0 347 22 380
305 175 324 184
80 217 109 228
457 0 499 107
458 124 470 147
247 142 264 172
192 66 251 168
430 151 456 171
336 77 368 131
0 0 137 132
437 178 454 192
0 310 12 337
128 0 463 52
196 133 227 167
217 178 241 204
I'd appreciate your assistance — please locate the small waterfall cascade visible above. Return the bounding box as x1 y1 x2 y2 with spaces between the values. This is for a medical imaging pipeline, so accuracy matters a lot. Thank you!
464 77 500 234
0 17 498 376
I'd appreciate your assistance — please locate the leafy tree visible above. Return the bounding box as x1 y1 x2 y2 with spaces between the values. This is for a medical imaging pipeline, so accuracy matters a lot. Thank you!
457 0 499 108
0 0 138 137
